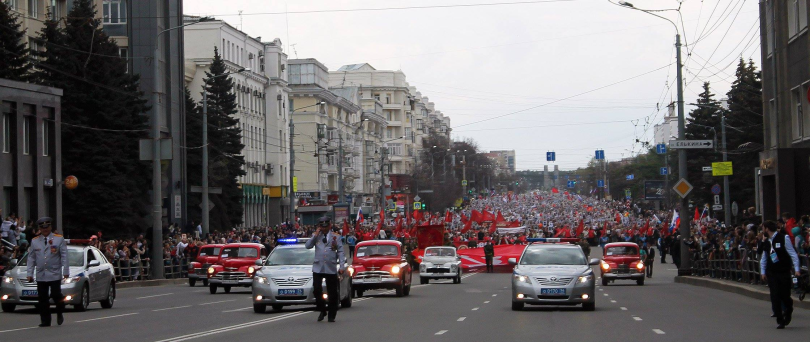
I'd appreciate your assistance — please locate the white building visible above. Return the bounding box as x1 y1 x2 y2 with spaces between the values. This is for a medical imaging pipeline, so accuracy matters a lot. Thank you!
653 103 678 146
183 19 291 227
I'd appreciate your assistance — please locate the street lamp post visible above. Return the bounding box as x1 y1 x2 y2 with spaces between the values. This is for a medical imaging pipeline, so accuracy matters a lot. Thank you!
614 0 690 275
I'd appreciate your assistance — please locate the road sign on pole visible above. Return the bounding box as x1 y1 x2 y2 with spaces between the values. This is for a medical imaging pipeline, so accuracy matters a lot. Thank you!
714 195 720 205
597 180 604 188
546 152 556 162
673 178 694 198
668 140 714 149
712 204 723 211
655 144 667 154
711 162 733 176
595 150 605 160
660 167 669 175
702 166 713 172
413 202 421 210
626 174 634 180
461 180 468 186
567 180 575 188
711 184 721 195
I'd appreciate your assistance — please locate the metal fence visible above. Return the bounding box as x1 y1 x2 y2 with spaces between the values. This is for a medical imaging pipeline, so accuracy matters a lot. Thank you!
111 258 190 282
690 249 810 285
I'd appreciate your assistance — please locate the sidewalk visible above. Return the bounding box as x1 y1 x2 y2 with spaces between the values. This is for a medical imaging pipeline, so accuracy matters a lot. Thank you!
675 276 810 310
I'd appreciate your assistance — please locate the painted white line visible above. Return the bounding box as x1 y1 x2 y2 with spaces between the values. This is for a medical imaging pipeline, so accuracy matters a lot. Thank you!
653 329 665 335
492 294 497 297
75 312 139 323
633 317 643 321
137 293 174 299
610 300 616 303
598 289 603 291
603 293 609 296
457 317 466 321
472 307 479 311
620 307 628 311
194 290 208 293
0 326 38 334
222 307 252 313
435 330 448 335
153 305 192 312
155 312 307 342
484 301 490 304
199 299 237 305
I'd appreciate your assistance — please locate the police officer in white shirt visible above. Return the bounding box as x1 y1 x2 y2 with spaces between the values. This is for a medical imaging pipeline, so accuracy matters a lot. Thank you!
305 217 346 322
760 220 802 329
26 217 69 327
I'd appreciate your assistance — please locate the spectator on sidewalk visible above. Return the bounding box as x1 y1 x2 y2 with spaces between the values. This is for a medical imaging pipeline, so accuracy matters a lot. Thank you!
760 220 801 329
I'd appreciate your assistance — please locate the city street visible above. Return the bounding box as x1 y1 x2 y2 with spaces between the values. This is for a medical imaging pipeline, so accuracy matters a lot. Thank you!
1 248 806 341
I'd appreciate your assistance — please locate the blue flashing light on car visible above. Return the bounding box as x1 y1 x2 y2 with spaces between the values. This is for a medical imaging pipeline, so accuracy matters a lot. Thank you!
277 238 299 244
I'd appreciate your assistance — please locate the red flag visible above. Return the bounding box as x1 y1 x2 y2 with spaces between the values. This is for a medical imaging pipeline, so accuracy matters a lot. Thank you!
395 217 403 234
615 213 621 223
374 219 384 238
342 220 349 236
413 210 423 223
488 221 498 234
482 211 495 222
379 209 385 221
693 207 700 222
575 220 584 237
470 210 481 223
460 213 468 223
445 210 453 223
496 211 506 223
461 219 473 233
551 187 559 194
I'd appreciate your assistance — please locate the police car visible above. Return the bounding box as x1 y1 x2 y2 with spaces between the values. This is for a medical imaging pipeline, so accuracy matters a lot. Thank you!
509 238 599 311
1 242 116 312
251 238 353 313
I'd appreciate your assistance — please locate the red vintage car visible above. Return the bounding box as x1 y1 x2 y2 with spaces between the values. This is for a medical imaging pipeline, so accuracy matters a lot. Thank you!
207 243 266 294
599 242 645 286
188 244 224 287
351 240 412 297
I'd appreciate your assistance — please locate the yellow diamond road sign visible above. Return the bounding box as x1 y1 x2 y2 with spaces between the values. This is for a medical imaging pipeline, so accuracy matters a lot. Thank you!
673 178 694 198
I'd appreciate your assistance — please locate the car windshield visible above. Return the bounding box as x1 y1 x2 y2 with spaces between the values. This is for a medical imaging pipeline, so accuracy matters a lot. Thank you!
605 246 638 256
199 247 221 257
425 248 456 257
17 248 85 267
520 247 586 266
220 247 258 259
356 245 399 257
265 248 314 266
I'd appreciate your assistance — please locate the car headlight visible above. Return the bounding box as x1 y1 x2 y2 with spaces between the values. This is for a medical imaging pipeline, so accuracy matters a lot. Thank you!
577 275 593 284
62 276 82 285
513 274 532 284
636 261 644 270
256 277 269 285
248 266 255 274
420 264 427 272
208 267 215 274
347 266 354 277
600 261 610 271
391 265 401 274
450 264 458 271
2 276 13 284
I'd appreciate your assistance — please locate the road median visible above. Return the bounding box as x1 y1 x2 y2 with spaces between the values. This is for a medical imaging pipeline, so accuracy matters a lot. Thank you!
675 276 810 310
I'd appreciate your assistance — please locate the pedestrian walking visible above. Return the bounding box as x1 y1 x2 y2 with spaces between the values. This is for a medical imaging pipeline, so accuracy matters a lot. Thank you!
484 240 495 273
26 217 69 327
305 217 346 322
760 220 802 329
645 244 655 278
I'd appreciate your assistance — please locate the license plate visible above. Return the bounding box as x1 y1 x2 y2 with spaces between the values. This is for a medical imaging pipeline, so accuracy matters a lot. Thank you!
278 289 304 296
222 280 238 284
365 278 380 283
22 290 38 297
540 288 566 295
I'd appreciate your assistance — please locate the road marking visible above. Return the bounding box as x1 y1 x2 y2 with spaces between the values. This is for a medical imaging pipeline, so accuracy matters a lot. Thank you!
610 300 616 303
620 307 628 311
194 290 208 293
492 294 497 297
598 289 603 291
0 326 38 334
153 305 192 312
222 307 252 313
435 330 448 335
75 312 139 323
472 307 479 311
199 299 237 305
137 293 174 299
484 301 490 304
156 311 307 342
603 293 609 296
457 317 466 321
633 317 643 321
653 329 666 334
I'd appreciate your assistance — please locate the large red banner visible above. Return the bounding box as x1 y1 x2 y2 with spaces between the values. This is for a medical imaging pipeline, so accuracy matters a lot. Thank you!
415 224 445 250
413 244 526 271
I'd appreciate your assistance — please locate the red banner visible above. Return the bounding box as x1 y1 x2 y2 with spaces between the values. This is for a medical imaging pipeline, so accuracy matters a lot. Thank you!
416 224 445 250
413 244 527 271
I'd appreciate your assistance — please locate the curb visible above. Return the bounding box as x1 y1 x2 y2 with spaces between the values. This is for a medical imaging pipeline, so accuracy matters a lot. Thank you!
675 276 810 310
116 278 188 289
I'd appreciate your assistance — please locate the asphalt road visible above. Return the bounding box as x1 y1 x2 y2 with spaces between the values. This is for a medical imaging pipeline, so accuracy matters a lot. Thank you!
1 248 807 341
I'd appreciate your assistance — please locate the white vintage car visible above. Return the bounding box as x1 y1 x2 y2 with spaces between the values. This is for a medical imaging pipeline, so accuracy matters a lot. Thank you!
419 246 462 284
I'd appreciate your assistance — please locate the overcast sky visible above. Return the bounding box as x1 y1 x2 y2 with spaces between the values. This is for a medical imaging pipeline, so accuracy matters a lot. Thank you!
185 0 762 171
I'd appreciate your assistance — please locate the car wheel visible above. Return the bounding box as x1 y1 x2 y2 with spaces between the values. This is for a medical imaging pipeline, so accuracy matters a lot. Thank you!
637 278 645 286
253 304 266 313
601 278 608 286
1 303 16 312
582 302 596 311
341 284 353 308
271 304 284 311
209 285 217 294
512 301 524 311
74 285 90 312
395 279 404 297
202 279 209 287
188 278 197 287
403 281 411 297
224 286 232 294
100 282 115 308
420 277 428 284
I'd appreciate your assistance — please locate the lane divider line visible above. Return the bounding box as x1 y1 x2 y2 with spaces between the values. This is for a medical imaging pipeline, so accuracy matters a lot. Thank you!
620 307 628 311
199 299 237 306
0 326 39 334
76 312 139 323
633 317 643 321
137 293 174 299
610 300 616 303
484 301 490 304
155 311 307 342
457 317 466 321
603 293 609 296
472 307 479 311
492 294 497 297
653 329 665 334
222 307 252 313
153 305 192 312
435 330 448 335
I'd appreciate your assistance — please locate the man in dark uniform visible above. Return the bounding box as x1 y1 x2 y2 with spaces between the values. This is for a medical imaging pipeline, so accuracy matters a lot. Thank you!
305 217 346 322
483 240 495 273
645 244 655 278
26 217 68 327
760 220 801 329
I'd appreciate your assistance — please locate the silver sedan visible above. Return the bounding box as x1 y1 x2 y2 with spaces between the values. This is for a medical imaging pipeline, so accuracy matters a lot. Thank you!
1 245 116 312
510 243 598 311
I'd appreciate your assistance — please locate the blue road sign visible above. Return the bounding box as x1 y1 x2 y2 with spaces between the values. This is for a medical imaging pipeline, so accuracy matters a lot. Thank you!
656 144 667 154
597 180 605 188
711 184 721 195
626 174 635 180
567 180 575 188
546 152 556 162
595 150 605 160
660 167 669 175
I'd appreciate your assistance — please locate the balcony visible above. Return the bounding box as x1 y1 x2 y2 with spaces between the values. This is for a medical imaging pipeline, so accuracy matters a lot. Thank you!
352 145 361 156
325 164 338 174
387 120 402 126
382 103 403 110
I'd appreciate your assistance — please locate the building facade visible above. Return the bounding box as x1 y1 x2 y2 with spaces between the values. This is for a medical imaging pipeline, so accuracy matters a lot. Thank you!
757 0 810 220
184 19 291 227
653 103 678 145
0 79 62 233
488 150 516 175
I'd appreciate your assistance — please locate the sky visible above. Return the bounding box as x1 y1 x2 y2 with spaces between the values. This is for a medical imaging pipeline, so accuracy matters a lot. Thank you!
184 0 762 171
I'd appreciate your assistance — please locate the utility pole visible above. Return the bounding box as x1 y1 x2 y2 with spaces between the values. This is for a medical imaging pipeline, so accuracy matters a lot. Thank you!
337 130 344 204
721 112 731 225
675 33 691 275
289 115 296 227
380 147 388 211
202 90 209 236
462 154 467 195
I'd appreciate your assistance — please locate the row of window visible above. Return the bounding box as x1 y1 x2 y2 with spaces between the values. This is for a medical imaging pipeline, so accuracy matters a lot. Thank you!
790 83 810 142
2 103 53 157
765 0 809 56
222 38 263 73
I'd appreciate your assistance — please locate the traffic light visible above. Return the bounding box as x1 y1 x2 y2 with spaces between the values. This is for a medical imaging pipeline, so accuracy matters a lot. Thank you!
421 203 426 210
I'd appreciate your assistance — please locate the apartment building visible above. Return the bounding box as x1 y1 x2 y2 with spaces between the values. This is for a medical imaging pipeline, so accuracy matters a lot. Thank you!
184 19 291 227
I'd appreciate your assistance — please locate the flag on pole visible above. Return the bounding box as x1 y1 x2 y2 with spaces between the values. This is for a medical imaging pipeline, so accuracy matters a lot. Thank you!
342 220 349 236
356 207 364 224
669 210 679 234
693 207 699 222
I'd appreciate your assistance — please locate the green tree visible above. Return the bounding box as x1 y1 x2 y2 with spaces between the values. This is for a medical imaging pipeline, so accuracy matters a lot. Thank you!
202 47 245 230
184 87 203 225
685 82 722 210
32 0 150 237
725 58 763 210
0 1 32 80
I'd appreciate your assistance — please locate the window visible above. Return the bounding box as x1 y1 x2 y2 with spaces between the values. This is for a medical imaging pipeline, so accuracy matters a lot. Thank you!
42 120 49 156
386 128 392 139
386 143 402 156
28 37 38 59
119 48 128 72
792 88 803 140
7 0 17 11
102 0 126 24
28 0 36 18
22 108 33 155
385 94 391 104
2 101 11 153
766 1 774 56
404 127 411 139
788 0 808 38
416 119 423 130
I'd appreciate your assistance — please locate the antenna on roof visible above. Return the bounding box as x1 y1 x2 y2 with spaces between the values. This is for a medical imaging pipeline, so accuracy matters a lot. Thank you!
290 44 298 58
238 10 243 31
